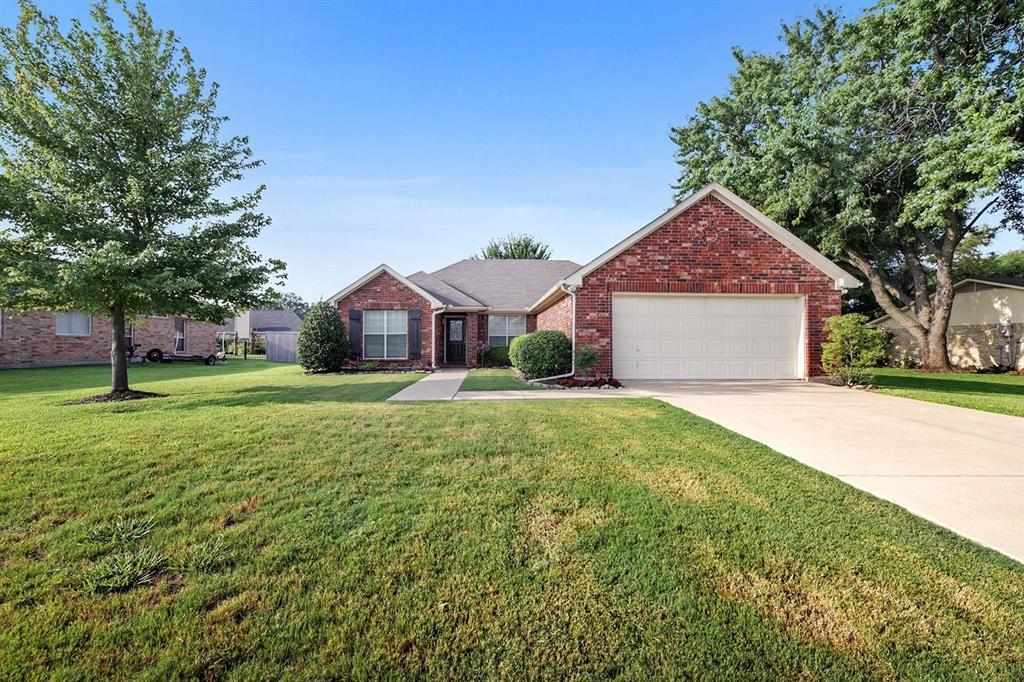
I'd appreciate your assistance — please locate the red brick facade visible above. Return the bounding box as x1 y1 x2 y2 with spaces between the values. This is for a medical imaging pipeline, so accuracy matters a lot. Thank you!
570 195 840 377
536 295 573 337
0 310 219 369
336 272 434 368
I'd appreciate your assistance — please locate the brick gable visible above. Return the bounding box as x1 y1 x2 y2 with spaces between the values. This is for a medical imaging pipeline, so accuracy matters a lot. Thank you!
574 195 840 376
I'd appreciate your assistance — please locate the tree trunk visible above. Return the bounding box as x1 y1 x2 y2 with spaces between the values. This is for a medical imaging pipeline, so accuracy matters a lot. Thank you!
110 308 130 394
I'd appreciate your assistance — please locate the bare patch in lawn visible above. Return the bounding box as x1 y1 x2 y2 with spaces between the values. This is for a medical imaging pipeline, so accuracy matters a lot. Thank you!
219 495 262 528
520 493 610 562
719 556 867 653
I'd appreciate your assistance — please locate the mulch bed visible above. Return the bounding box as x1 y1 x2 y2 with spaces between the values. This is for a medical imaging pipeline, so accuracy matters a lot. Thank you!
70 390 165 404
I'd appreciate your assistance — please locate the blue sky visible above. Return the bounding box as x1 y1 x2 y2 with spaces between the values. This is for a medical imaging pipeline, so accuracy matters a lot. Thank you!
5 1 1021 300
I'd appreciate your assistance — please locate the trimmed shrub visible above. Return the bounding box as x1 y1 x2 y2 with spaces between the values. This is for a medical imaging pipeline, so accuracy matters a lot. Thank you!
574 344 599 377
483 346 510 367
821 313 888 385
509 330 571 379
297 301 350 372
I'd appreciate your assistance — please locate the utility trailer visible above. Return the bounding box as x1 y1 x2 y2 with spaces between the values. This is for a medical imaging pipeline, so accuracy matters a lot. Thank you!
142 347 222 366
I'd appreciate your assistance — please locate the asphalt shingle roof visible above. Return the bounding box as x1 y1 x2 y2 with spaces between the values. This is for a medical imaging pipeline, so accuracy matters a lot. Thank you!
426 259 580 310
407 271 485 307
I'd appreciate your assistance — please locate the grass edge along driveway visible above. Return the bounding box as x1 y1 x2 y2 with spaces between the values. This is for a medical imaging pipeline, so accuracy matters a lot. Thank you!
872 367 1024 417
1 361 1022 679
458 367 541 391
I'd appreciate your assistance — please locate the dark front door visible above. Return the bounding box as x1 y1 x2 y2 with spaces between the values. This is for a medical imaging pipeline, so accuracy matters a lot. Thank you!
445 317 467 364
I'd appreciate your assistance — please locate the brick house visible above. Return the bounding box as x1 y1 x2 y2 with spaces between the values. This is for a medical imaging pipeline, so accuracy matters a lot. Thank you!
329 183 859 379
0 310 219 369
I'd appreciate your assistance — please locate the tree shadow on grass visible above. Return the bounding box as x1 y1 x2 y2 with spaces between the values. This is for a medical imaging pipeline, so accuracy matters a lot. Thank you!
873 373 1024 397
161 380 418 410
0 361 281 398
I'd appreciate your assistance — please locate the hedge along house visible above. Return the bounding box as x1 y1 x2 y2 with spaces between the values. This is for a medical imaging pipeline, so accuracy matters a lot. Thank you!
329 183 859 378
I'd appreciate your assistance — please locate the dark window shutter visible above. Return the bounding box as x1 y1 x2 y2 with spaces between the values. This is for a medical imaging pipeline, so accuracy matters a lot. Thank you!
408 309 421 360
348 309 362 358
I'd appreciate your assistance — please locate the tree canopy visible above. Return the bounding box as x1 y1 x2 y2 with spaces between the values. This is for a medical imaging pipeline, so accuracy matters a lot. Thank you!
476 234 552 260
0 0 284 394
672 0 1024 369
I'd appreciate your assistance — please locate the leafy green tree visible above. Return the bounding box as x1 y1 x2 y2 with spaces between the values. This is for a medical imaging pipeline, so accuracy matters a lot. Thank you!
954 230 1024 280
673 1 1024 370
297 301 349 373
0 1 283 396
476 234 552 260
821 314 888 385
272 291 310 319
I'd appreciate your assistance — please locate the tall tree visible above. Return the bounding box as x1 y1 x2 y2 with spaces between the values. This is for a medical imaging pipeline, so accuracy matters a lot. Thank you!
672 1 1024 370
0 0 284 396
476 234 552 260
272 291 310 319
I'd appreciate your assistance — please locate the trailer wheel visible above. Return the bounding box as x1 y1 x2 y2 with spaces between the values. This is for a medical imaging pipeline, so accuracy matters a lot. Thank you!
146 348 164 363
204 354 217 366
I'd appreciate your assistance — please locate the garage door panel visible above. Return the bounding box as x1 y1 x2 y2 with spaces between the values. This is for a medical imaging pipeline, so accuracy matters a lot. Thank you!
613 295 802 380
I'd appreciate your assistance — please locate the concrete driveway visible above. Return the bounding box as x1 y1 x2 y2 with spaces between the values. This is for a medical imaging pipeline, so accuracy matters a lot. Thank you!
626 380 1024 564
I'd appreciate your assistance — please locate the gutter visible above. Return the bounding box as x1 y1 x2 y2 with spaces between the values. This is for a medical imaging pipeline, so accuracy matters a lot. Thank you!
529 283 578 383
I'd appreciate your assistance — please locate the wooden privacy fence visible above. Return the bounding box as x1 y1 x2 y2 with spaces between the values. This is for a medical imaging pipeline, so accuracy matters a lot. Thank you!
266 332 298 363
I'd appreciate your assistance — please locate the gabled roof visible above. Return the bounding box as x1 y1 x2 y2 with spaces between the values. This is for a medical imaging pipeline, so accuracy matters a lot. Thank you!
248 308 303 331
326 264 445 308
961 276 1024 290
407 271 485 308
563 183 861 290
429 259 581 310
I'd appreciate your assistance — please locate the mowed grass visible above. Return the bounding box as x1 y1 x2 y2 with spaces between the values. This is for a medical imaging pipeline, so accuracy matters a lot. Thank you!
459 367 541 391
1 362 1022 680
873 367 1024 417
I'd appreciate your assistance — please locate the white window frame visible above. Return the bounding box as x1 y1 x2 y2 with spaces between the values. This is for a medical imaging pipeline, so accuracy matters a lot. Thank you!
125 323 135 349
174 318 187 354
487 314 526 347
56 311 92 337
363 310 409 360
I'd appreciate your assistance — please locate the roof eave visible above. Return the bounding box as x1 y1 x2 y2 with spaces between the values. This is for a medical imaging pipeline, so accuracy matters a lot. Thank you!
565 183 861 290
326 264 444 308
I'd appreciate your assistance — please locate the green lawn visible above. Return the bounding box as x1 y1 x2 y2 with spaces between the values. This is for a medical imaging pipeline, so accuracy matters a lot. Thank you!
458 367 541 391
872 367 1024 417
2 362 1023 679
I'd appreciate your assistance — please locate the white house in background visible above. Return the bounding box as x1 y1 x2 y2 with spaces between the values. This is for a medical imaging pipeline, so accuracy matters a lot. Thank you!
870 276 1024 370
218 308 303 341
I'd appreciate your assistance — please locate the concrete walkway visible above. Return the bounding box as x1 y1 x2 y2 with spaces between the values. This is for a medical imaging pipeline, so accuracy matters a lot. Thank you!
627 380 1024 564
387 369 468 402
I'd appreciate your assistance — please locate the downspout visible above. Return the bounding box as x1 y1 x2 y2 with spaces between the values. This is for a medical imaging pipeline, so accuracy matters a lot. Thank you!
529 283 578 383
431 308 443 369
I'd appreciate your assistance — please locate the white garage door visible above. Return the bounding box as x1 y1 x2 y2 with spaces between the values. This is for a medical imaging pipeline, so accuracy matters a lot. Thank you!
612 295 803 380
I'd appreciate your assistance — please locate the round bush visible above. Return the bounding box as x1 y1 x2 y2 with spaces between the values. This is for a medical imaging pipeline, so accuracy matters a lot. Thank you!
509 330 571 379
297 301 350 372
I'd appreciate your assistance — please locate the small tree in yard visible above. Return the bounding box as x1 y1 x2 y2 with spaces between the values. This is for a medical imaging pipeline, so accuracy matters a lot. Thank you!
0 1 283 398
297 302 348 373
574 345 599 377
821 314 888 386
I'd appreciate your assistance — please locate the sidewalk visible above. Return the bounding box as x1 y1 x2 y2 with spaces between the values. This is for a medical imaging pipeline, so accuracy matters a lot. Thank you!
387 369 468 401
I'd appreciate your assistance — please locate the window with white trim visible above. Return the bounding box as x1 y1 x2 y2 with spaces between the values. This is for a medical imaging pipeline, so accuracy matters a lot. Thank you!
364 310 408 359
487 314 526 347
125 323 135 349
56 311 92 336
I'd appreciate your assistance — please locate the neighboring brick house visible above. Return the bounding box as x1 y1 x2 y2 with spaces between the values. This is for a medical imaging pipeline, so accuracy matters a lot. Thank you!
0 310 219 369
329 183 858 378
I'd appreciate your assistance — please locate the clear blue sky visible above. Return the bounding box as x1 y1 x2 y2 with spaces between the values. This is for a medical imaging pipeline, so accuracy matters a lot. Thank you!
5 1 1020 301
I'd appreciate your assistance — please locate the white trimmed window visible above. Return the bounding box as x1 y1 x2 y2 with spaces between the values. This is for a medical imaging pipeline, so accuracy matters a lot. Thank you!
364 310 408 359
488 314 526 347
56 311 92 336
